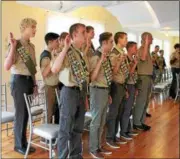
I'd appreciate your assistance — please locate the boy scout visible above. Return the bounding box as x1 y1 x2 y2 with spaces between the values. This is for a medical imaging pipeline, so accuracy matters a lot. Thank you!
51 23 89 159
53 31 69 124
89 32 113 158
169 43 180 98
158 50 166 82
106 32 129 148
55 32 68 55
4 18 37 155
151 45 160 84
133 32 153 131
83 26 95 57
40 32 59 123
120 41 139 140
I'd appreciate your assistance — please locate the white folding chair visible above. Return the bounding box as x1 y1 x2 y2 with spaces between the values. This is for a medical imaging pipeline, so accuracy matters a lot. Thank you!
24 92 59 158
1 84 14 136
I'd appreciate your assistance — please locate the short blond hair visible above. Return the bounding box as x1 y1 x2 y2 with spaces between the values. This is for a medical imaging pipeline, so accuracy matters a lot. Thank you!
20 18 37 32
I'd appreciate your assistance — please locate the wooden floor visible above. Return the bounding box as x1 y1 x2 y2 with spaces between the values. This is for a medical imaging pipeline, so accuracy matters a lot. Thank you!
1 95 179 158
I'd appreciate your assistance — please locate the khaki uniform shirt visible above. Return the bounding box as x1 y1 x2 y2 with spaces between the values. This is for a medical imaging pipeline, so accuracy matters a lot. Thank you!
6 39 37 76
170 51 180 68
127 56 138 85
59 46 89 87
137 46 153 75
109 46 128 84
40 50 59 86
89 56 109 88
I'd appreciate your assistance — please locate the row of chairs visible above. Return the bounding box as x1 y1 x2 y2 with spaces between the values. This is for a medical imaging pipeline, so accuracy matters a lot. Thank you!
1 81 92 158
152 68 180 102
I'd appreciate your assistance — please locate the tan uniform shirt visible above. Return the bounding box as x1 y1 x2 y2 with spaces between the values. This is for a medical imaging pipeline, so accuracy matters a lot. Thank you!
81 43 95 72
59 46 89 87
7 39 37 76
170 51 180 68
109 46 128 84
40 50 59 86
89 55 109 88
137 46 153 75
127 57 138 85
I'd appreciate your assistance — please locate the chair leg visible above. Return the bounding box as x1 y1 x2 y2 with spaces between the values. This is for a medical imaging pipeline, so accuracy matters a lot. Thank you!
6 123 8 136
49 139 52 159
174 90 179 103
24 130 32 158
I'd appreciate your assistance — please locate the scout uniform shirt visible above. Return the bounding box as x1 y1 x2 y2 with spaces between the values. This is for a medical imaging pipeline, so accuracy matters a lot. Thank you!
90 48 112 88
40 50 59 86
7 38 37 76
138 46 153 75
81 42 95 72
59 45 89 87
109 46 129 84
170 51 180 68
127 56 138 85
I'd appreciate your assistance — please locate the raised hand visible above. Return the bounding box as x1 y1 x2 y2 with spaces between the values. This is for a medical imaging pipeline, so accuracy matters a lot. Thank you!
145 34 149 46
64 34 71 50
9 32 17 49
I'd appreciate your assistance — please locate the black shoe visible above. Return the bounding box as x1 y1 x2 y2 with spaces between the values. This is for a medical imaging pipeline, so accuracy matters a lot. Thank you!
14 147 26 155
25 146 36 153
142 124 151 131
90 149 104 158
121 133 133 141
106 140 120 149
115 137 127 145
133 124 144 130
128 131 139 136
99 147 112 155
146 113 152 117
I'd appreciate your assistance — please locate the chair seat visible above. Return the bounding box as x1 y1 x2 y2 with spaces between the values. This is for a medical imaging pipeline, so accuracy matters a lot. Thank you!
33 124 59 140
31 106 44 116
1 111 14 124
85 111 92 118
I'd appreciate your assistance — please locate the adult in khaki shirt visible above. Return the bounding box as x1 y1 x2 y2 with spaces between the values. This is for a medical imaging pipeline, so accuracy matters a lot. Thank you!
89 32 113 158
133 32 153 131
4 18 37 155
151 45 160 83
40 32 59 124
169 43 180 98
51 23 89 159
106 32 129 148
158 50 166 82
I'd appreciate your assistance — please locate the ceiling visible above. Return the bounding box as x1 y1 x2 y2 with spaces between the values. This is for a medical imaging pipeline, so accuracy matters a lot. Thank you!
16 1 179 36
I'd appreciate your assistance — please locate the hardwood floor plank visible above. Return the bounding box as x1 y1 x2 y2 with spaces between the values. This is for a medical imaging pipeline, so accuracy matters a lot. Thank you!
1 98 179 158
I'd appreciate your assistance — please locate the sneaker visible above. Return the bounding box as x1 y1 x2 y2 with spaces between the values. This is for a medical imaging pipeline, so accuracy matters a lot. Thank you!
90 149 104 158
128 131 139 136
121 133 133 141
142 124 151 131
106 140 120 149
99 147 112 155
133 124 144 130
115 137 127 145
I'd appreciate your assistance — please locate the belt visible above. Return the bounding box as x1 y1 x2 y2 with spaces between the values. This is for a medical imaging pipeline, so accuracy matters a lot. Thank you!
12 74 32 80
91 86 109 90
64 86 80 91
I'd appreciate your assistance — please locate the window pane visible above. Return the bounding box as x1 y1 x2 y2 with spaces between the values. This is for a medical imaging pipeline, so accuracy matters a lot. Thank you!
46 14 105 50
128 33 137 42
